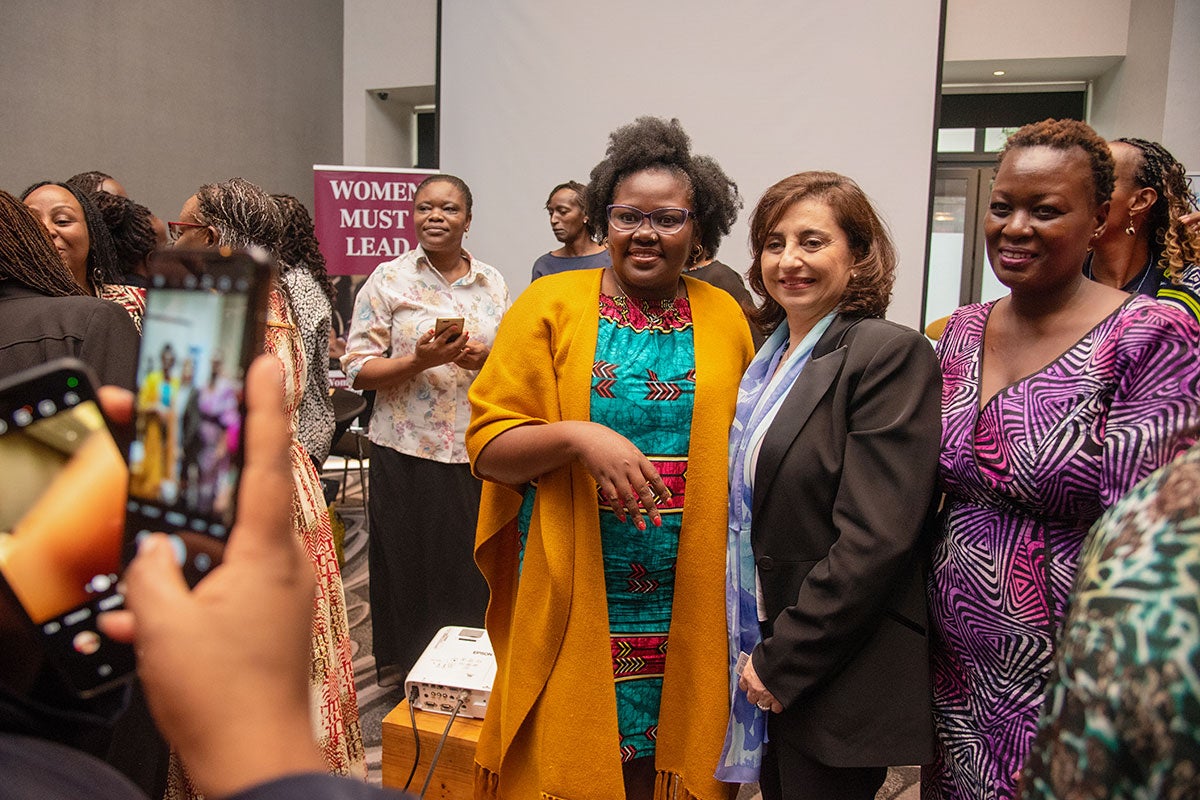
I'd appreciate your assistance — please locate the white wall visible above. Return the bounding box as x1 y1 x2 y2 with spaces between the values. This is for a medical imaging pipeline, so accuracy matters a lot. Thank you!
944 0 1129 61
342 0 438 166
439 1 943 329
1162 0 1200 167
1090 0 1174 142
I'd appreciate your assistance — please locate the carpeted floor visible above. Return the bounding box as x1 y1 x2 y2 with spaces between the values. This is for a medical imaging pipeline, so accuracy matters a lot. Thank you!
326 463 919 799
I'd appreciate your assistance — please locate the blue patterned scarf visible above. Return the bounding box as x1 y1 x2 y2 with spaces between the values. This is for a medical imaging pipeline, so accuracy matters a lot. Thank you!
716 312 835 782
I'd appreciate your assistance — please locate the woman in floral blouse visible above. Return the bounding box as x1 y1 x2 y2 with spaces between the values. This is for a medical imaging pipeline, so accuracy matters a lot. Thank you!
341 174 508 685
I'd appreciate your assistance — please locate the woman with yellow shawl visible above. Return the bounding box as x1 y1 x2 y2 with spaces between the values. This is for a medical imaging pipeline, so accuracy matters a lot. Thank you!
468 117 752 800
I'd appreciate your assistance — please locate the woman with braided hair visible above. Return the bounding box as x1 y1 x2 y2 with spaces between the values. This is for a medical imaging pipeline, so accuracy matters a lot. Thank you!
1086 137 1200 322
66 169 128 198
89 191 162 287
0 189 137 387
22 181 147 329
163 178 365 798
273 193 336 465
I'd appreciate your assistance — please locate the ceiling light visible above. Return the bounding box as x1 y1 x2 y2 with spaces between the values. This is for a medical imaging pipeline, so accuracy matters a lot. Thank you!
993 70 1006 76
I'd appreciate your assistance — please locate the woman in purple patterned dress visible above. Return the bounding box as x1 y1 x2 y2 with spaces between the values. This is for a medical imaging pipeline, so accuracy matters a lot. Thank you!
924 118 1200 800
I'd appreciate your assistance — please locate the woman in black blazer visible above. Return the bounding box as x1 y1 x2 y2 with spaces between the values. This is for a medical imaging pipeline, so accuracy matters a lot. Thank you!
718 172 942 800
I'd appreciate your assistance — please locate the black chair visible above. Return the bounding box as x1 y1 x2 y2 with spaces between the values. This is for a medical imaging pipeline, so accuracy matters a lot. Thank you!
328 388 369 506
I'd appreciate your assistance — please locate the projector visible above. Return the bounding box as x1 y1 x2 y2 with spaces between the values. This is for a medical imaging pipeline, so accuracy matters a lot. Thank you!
404 626 496 720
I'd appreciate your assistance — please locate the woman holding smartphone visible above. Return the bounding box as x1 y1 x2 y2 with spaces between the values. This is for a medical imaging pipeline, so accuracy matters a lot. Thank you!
341 174 509 687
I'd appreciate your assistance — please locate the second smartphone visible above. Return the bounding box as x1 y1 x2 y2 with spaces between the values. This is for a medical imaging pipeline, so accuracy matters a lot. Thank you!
124 248 273 585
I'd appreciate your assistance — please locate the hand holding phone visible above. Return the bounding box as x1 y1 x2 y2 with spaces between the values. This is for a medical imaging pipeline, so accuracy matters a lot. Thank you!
99 356 327 798
125 249 272 587
434 316 465 343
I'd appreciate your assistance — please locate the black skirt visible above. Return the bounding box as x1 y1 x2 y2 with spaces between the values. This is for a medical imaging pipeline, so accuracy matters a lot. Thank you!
367 445 488 685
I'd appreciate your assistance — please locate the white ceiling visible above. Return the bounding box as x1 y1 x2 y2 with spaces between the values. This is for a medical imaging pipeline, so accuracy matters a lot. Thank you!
942 56 1124 88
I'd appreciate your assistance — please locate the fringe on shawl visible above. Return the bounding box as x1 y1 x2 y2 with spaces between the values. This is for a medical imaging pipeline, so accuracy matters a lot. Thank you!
654 769 714 800
475 762 501 800
474 762 716 800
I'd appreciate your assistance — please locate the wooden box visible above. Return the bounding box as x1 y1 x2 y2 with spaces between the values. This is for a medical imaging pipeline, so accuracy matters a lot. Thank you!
382 698 484 799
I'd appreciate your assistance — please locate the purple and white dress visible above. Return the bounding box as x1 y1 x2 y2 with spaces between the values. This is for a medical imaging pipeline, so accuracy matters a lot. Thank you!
924 295 1200 800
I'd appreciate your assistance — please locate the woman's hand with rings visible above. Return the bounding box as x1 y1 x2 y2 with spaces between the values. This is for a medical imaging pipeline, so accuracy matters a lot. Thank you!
453 339 489 371
413 324 470 369
562 421 671 532
738 658 782 714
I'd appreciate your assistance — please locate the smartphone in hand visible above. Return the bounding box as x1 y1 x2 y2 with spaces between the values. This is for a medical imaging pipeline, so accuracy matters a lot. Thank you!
435 316 465 343
0 359 135 697
123 248 272 587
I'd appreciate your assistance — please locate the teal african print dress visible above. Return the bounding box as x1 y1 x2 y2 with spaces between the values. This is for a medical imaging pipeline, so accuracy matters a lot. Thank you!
516 292 694 763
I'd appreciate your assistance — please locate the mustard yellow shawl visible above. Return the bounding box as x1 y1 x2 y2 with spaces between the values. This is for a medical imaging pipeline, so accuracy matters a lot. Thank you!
467 268 753 800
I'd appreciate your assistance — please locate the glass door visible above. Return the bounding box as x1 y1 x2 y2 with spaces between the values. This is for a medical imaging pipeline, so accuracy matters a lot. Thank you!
923 166 1006 330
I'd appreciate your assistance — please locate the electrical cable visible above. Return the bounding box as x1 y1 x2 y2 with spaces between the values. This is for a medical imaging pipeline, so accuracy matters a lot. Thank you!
418 690 469 799
402 685 422 792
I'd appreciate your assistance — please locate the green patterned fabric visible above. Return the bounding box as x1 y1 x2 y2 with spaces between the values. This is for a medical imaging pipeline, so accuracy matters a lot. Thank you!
515 293 696 763
1022 443 1200 799
594 294 694 763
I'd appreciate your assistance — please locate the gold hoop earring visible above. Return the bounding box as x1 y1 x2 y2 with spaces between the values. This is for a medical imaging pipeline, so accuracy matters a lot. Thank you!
689 244 703 265
1125 212 1136 236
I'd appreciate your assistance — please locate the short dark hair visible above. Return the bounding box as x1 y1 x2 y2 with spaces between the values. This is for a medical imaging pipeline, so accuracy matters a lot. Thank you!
999 118 1115 208
584 117 741 260
747 172 895 334
416 174 473 216
545 181 586 209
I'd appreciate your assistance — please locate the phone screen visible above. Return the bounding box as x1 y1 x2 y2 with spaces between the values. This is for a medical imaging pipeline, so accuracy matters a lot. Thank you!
124 250 270 585
0 361 135 696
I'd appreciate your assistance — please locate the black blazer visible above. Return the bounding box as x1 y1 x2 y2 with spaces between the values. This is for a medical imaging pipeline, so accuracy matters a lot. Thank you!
750 314 941 768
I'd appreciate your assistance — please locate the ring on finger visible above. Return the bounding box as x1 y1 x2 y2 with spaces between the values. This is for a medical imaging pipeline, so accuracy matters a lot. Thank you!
757 702 771 711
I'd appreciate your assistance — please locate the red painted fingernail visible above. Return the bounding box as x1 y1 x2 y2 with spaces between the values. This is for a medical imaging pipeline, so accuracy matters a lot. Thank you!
635 518 646 531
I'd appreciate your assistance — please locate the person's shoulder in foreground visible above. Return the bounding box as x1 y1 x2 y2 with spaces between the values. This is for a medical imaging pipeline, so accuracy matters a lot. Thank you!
0 735 410 800
1020 442 1200 799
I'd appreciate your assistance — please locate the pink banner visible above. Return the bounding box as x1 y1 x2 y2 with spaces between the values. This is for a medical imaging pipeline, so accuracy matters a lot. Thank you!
312 165 438 275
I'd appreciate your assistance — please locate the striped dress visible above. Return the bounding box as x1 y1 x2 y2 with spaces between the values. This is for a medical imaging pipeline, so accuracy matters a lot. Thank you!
923 295 1200 800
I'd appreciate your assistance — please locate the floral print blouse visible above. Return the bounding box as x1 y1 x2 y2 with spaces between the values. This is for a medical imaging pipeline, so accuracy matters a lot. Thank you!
340 245 508 463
